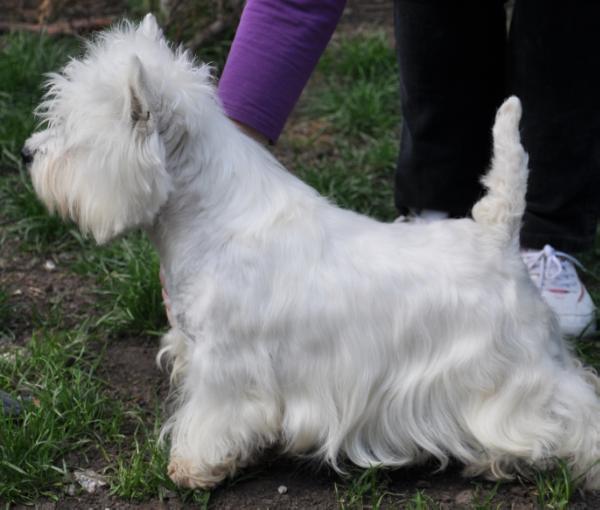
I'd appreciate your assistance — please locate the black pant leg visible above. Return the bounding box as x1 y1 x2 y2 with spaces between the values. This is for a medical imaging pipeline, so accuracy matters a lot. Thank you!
510 0 600 252
393 0 507 217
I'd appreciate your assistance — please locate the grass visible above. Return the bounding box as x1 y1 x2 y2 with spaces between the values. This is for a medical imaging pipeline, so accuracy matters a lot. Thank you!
534 461 578 510
0 32 82 253
335 467 390 509
0 32 80 167
405 490 438 510
110 420 210 507
0 330 123 503
310 32 400 142
111 429 173 500
0 166 80 252
293 32 400 221
298 136 397 220
76 233 166 336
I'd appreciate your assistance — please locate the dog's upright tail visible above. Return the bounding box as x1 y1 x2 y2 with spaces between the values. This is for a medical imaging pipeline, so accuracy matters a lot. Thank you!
472 96 529 249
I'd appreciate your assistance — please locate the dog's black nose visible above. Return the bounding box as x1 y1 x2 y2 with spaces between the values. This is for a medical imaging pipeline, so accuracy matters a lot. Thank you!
21 146 34 165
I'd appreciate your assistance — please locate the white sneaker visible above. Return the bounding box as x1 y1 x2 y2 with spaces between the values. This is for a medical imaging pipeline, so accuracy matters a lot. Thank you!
522 245 597 338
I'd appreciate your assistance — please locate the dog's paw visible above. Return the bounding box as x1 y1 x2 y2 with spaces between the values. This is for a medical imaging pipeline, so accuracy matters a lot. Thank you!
167 456 235 489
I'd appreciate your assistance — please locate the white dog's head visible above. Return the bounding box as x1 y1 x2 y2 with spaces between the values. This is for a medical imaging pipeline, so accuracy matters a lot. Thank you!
23 14 215 243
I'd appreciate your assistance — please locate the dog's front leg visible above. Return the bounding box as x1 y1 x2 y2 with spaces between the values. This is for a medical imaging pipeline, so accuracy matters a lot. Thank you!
165 338 281 489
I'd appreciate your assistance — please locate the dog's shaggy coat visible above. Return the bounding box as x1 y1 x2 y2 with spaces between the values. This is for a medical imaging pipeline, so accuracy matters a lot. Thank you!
25 15 600 489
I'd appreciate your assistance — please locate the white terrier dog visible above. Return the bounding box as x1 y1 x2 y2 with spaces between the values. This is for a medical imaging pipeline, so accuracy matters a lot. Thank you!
24 14 600 490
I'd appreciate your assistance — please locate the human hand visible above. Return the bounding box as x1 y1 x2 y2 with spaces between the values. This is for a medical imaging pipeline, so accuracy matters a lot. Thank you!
231 119 268 144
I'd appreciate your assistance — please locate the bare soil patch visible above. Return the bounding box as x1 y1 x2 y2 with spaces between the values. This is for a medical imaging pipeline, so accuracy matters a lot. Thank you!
0 236 97 344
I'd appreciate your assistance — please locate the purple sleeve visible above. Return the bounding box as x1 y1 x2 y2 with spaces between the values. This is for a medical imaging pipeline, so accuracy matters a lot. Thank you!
217 0 346 143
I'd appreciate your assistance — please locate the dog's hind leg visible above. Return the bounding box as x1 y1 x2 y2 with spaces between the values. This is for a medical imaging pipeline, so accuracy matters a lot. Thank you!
461 345 600 489
548 360 600 490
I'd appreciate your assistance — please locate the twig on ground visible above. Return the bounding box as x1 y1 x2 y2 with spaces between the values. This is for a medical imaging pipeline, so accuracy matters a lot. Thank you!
0 17 115 36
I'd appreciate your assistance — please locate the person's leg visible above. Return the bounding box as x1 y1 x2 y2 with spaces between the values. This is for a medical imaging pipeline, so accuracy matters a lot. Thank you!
509 0 600 252
509 0 598 336
393 0 507 218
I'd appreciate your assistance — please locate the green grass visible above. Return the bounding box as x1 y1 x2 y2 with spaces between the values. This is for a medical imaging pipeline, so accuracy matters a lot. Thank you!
0 330 123 503
335 467 390 510
319 31 398 82
76 233 166 336
293 32 400 221
534 461 578 510
0 166 80 252
310 32 399 138
111 430 173 500
315 80 399 138
298 136 397 220
405 490 438 510
0 32 82 253
0 32 80 167
110 420 210 507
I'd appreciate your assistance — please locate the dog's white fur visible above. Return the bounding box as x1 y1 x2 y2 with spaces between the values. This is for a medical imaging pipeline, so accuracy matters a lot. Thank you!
25 15 600 490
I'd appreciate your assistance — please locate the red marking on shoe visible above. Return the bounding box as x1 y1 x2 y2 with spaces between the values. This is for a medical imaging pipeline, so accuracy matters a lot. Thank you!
548 288 569 294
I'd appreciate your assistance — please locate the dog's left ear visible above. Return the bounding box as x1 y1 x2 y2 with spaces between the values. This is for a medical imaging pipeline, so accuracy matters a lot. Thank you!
128 55 155 131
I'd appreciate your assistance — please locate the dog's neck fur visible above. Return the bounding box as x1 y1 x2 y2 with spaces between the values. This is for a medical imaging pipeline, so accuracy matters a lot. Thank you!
147 104 323 303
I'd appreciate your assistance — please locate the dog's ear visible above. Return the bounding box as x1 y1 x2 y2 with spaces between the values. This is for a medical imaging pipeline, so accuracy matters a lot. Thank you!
68 54 170 244
128 55 155 131
138 13 162 40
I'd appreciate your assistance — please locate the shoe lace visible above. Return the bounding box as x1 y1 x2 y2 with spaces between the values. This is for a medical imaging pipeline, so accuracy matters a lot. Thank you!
522 244 584 289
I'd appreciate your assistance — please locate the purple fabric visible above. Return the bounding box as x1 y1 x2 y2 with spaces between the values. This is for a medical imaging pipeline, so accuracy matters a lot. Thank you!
217 0 346 143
